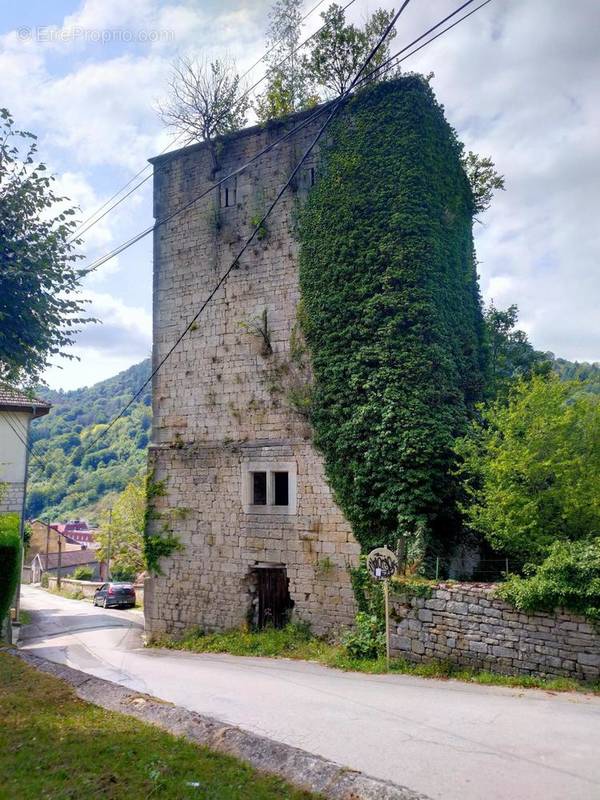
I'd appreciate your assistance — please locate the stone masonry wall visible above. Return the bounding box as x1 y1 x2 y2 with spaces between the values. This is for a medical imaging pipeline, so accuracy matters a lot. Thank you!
146 109 360 638
390 583 600 681
0 482 23 514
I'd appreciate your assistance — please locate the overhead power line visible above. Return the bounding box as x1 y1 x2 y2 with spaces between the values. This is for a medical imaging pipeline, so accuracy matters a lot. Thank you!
81 0 413 454
69 0 339 246
81 0 486 276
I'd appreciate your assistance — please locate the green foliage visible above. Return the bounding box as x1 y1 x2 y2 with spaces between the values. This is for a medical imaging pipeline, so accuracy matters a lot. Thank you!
302 4 397 97
498 538 600 620
0 513 21 627
143 473 181 574
298 78 486 559
460 151 505 214
341 612 385 659
0 108 91 385
455 375 600 563
71 566 93 581
255 0 317 122
159 622 314 657
391 576 435 599
26 359 151 522
96 474 146 579
484 303 550 400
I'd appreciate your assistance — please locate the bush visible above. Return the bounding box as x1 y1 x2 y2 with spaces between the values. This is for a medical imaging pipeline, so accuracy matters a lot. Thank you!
498 538 600 620
72 566 93 581
341 612 385 659
0 513 21 627
456 376 600 562
111 567 136 582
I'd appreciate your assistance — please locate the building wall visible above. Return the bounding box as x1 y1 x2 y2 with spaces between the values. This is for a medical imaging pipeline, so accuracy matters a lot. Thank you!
27 521 81 558
390 583 600 681
0 411 29 514
146 111 360 638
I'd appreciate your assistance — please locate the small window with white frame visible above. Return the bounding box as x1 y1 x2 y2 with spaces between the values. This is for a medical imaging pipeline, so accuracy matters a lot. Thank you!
242 461 297 514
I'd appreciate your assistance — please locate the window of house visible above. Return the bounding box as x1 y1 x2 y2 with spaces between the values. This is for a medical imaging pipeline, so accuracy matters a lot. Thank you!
251 471 267 505
273 472 289 506
242 461 297 514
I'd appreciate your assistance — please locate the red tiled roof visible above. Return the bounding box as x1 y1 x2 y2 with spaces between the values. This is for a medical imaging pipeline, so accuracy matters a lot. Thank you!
0 385 51 416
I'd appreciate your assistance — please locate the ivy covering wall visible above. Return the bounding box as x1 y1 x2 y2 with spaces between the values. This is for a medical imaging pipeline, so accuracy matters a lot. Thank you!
298 77 486 562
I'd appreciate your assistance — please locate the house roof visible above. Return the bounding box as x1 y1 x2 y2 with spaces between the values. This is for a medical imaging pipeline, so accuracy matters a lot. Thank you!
0 385 51 417
31 550 100 569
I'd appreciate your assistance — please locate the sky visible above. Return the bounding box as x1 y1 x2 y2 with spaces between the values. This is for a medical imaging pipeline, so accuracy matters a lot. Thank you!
1 0 598 390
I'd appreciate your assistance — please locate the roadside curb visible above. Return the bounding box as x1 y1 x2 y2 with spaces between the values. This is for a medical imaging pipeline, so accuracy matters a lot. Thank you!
13 649 429 800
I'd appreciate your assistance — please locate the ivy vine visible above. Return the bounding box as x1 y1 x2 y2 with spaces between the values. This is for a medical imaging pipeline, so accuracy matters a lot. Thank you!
298 77 486 562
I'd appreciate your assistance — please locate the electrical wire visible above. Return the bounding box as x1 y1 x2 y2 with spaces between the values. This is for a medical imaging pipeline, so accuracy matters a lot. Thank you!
81 0 413 454
68 0 341 245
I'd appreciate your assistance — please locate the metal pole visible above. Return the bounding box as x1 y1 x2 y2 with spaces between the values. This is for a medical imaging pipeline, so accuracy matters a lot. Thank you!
384 579 390 671
106 507 113 580
505 557 509 576
435 557 440 581
45 519 51 571
57 538 62 591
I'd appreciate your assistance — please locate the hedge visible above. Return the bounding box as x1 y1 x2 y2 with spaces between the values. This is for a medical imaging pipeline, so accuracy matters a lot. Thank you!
0 513 21 627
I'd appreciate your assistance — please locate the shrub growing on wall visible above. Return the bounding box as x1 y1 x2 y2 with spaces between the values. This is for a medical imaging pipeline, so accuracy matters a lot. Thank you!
0 513 21 628
298 77 485 560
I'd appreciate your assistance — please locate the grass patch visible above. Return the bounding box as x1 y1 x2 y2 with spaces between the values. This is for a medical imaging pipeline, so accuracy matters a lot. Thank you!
16 610 32 625
153 623 600 695
0 650 320 800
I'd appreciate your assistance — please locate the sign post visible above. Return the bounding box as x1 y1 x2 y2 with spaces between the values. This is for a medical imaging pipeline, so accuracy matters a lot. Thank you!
366 547 398 670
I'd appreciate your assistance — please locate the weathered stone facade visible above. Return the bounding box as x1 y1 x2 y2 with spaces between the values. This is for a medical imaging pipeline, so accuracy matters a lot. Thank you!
145 110 360 638
0 482 24 514
390 583 600 680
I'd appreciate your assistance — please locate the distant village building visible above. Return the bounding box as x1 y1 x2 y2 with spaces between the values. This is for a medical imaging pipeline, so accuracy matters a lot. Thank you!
0 387 50 515
145 107 361 639
28 550 105 584
28 518 97 557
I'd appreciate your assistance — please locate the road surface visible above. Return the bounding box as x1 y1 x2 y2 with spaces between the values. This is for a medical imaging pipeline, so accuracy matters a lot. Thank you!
18 585 600 800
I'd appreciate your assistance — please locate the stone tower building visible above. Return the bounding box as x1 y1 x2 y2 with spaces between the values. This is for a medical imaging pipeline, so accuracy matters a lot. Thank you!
144 107 361 639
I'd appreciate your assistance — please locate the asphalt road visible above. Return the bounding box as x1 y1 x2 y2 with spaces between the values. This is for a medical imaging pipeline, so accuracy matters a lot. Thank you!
19 584 600 800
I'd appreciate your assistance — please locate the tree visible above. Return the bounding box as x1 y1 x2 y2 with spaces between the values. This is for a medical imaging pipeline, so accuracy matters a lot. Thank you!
461 151 505 214
159 58 250 168
96 475 146 580
484 303 549 399
302 4 397 98
455 376 600 563
255 0 317 122
0 108 90 385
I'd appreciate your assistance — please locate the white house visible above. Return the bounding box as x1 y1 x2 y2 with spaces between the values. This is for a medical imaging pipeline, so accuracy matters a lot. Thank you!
0 386 50 515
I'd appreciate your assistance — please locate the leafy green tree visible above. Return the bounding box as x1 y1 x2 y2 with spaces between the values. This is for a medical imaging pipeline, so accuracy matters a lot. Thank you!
96 475 146 580
255 0 317 121
484 303 549 399
302 4 397 98
460 151 505 214
0 108 90 385
455 375 600 563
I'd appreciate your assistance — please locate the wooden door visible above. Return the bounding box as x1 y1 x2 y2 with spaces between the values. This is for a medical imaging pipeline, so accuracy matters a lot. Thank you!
256 568 291 629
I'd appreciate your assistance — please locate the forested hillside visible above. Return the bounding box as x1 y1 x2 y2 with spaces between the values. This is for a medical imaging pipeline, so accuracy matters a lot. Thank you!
24 351 599 526
26 360 151 523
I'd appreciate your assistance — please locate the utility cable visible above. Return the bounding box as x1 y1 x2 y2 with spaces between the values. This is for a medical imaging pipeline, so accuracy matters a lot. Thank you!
81 0 413 453
69 0 341 245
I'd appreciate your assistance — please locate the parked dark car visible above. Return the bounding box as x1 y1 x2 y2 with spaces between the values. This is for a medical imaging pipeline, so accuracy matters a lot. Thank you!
93 582 136 609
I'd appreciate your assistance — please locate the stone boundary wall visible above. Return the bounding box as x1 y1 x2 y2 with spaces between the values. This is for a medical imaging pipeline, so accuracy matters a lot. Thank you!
390 583 600 681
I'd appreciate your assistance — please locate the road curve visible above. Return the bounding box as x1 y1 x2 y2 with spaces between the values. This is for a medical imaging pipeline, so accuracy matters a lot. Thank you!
19 585 600 800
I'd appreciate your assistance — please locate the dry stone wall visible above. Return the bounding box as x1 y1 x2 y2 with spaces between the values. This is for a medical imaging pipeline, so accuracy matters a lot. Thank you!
146 110 359 638
390 583 600 681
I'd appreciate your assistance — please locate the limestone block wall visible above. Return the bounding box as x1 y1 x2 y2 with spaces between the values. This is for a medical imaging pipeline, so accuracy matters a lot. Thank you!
146 109 360 637
0 482 24 515
390 583 600 681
